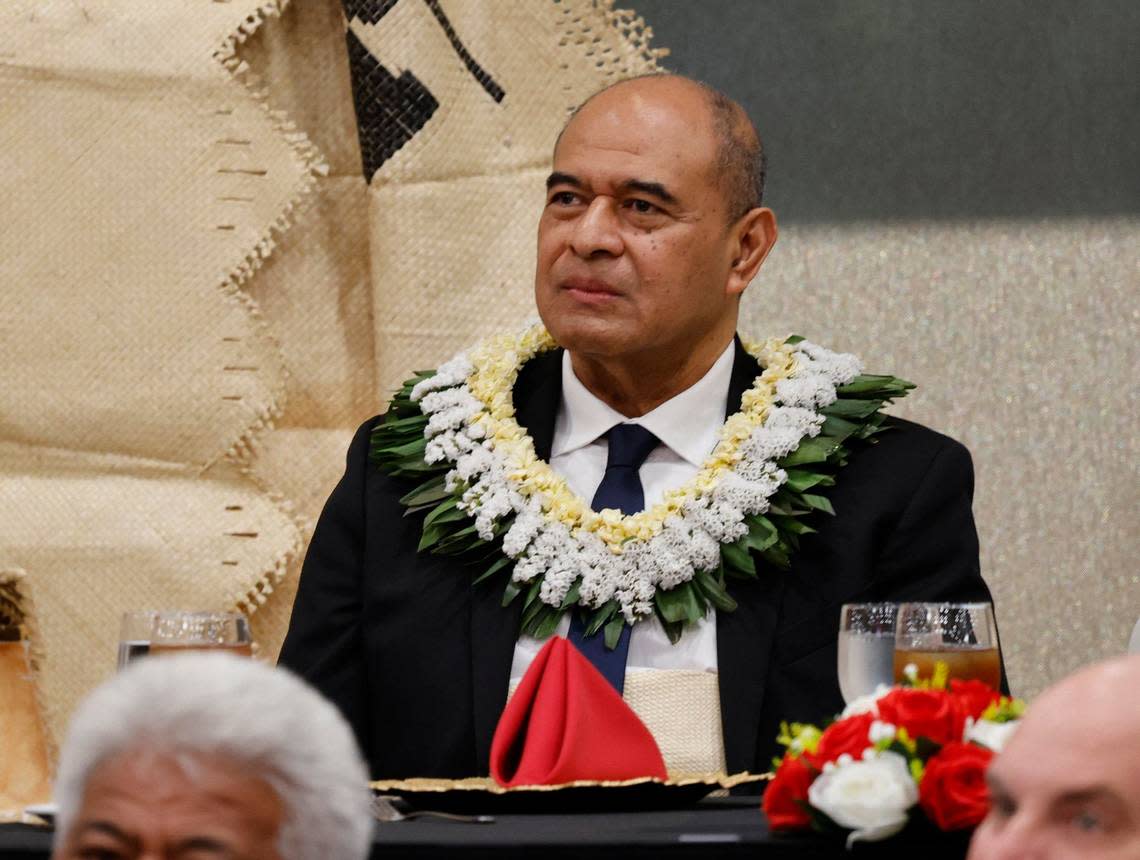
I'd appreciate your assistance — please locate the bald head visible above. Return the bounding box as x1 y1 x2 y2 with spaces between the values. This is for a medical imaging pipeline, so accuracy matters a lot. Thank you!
560 74 766 222
968 655 1140 859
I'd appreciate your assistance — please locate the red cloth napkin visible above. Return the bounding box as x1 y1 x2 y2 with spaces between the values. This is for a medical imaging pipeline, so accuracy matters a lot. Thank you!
489 636 668 786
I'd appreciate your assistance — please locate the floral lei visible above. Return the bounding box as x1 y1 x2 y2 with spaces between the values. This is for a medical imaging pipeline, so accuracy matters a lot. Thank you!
371 323 912 648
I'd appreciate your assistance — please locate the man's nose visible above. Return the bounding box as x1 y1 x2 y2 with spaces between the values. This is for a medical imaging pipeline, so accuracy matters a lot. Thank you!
569 197 623 258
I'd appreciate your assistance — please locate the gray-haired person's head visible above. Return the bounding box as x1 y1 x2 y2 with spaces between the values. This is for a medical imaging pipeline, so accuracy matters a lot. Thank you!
53 653 372 860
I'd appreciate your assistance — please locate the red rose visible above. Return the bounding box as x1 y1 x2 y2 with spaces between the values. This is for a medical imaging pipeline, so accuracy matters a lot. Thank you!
919 741 994 830
877 687 966 746
948 679 1001 721
762 753 818 830
815 713 876 764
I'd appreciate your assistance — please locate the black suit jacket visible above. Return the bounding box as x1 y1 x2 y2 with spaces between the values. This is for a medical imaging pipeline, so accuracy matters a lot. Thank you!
279 342 1001 779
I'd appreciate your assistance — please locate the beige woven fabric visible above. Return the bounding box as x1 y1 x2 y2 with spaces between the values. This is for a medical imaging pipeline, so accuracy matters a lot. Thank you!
624 670 727 775
0 0 315 766
354 0 664 393
507 668 726 777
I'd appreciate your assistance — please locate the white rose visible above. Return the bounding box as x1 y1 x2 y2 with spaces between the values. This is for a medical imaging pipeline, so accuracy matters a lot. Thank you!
807 749 918 847
966 718 1020 752
840 684 893 717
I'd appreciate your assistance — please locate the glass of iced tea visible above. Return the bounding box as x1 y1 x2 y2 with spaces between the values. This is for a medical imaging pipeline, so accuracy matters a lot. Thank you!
149 611 253 658
893 602 1001 688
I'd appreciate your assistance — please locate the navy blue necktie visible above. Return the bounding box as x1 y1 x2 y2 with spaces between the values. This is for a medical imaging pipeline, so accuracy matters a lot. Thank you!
567 423 660 695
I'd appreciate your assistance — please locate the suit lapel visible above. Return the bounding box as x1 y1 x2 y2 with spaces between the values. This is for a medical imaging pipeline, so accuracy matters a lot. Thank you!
469 348 563 768
717 338 785 772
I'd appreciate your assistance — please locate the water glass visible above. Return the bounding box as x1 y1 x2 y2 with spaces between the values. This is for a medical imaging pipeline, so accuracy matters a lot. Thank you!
837 603 898 703
118 610 158 669
149 611 253 658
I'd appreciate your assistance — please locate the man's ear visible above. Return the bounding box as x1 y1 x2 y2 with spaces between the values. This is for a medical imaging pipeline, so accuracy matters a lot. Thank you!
727 207 778 297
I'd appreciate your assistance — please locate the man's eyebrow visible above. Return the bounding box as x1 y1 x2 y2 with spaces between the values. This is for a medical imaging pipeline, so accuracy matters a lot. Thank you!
173 836 236 858
74 820 137 847
621 179 677 205
1055 786 1127 807
546 171 581 190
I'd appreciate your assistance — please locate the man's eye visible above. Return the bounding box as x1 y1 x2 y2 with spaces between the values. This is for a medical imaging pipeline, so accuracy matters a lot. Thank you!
549 191 579 206
626 199 657 214
1072 810 1104 833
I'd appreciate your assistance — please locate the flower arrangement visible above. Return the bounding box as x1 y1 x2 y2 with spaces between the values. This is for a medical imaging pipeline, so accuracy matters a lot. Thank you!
763 674 1024 847
371 322 913 646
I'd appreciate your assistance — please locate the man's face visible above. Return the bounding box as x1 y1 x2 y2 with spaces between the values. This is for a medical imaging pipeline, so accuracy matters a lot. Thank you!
534 79 756 364
54 749 284 860
967 700 1140 860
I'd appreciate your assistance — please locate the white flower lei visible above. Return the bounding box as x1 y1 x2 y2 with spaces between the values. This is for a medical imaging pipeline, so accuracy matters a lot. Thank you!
406 322 862 625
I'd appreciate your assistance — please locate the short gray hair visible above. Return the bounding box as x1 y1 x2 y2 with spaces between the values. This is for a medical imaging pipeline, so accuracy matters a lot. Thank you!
53 653 372 860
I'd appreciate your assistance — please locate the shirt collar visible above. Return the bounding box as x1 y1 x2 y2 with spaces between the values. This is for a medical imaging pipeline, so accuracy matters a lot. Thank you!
551 341 736 467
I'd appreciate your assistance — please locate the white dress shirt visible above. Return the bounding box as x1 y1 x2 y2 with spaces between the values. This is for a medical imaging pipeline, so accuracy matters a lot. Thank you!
509 341 736 683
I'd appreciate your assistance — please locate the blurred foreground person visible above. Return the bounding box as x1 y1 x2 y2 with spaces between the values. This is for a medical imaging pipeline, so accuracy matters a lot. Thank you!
52 653 372 860
968 655 1140 860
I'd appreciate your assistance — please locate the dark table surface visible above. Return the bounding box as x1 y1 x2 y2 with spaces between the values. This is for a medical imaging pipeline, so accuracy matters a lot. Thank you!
2 796 971 859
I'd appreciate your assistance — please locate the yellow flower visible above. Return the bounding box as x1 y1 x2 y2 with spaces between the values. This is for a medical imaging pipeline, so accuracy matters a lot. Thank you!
451 327 792 554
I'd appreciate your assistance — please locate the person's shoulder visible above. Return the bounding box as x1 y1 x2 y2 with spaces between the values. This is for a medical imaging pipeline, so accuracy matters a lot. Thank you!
854 414 974 478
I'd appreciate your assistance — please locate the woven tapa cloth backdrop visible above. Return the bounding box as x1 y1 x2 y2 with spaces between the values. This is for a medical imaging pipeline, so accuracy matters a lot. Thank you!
0 0 663 798
1 0 1135 799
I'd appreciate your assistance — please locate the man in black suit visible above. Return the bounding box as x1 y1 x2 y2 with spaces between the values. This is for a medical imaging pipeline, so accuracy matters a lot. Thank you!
279 74 1000 779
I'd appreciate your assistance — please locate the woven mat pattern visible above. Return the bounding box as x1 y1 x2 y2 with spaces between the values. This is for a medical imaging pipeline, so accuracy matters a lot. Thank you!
0 0 316 764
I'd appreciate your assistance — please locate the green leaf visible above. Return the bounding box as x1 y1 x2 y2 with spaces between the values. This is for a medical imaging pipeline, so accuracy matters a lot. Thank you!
380 438 430 458
526 605 563 640
760 543 791 570
584 602 618 637
520 583 548 627
387 454 439 474
417 523 448 553
695 567 738 612
660 616 685 644
801 493 836 515
721 539 757 578
836 374 906 395
559 580 582 610
473 555 513 585
821 398 882 419
398 475 450 507
785 334 805 345
779 436 838 467
432 524 483 554
501 580 522 607
423 498 466 528
604 616 626 650
381 412 430 431
782 469 830 493
743 515 779 551
654 581 702 624
820 415 860 441
770 515 818 536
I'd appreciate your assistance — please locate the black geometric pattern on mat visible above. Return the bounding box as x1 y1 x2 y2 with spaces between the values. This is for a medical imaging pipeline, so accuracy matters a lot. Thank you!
341 0 400 25
345 27 439 179
423 0 505 104
342 0 505 104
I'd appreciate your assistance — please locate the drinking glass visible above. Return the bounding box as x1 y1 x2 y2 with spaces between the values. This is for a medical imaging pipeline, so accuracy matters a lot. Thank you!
118 610 158 669
149 611 253 658
837 603 898 703
893 602 1001 688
